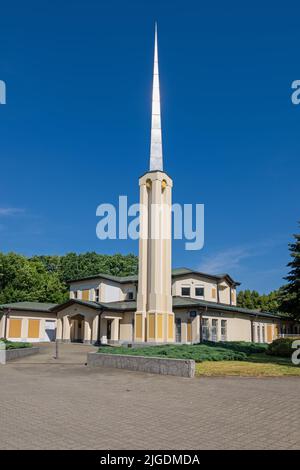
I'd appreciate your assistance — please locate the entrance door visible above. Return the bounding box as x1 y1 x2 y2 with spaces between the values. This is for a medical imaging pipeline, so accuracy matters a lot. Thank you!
70 316 84 342
107 320 112 340
175 318 182 343
77 320 83 342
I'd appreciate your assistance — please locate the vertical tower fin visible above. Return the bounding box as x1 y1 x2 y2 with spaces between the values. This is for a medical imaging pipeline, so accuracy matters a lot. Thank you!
150 23 163 171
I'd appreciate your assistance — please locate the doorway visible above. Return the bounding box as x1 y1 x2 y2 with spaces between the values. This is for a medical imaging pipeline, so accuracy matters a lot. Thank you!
70 315 84 342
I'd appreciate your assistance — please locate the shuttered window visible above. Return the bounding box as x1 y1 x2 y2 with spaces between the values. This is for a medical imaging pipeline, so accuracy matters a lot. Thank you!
9 319 22 338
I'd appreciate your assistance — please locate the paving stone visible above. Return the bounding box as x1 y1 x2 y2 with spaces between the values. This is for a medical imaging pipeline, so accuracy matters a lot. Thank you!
0 343 299 449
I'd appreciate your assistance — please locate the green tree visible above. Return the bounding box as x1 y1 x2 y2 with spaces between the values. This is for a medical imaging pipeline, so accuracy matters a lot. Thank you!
279 223 300 320
237 290 261 310
0 251 138 305
237 289 280 313
0 252 68 304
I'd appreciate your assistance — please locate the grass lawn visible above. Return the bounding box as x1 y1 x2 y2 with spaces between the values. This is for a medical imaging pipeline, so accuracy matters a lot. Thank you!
98 341 300 377
196 359 300 377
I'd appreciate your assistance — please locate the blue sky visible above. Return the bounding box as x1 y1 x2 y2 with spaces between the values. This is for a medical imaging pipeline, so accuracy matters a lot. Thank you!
0 0 299 293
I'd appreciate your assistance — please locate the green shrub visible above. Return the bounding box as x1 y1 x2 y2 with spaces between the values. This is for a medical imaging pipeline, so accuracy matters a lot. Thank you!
0 338 32 349
98 343 248 362
203 340 268 354
267 337 299 357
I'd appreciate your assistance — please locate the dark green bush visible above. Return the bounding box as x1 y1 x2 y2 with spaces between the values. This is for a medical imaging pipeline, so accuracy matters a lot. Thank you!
98 343 248 362
0 338 32 349
203 340 268 354
267 337 298 357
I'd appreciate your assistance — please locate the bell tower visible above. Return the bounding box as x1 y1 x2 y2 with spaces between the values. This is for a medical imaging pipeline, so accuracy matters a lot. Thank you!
134 25 174 343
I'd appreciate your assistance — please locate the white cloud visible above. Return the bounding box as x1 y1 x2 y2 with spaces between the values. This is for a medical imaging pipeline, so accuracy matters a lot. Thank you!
0 207 25 216
199 237 286 274
199 246 251 273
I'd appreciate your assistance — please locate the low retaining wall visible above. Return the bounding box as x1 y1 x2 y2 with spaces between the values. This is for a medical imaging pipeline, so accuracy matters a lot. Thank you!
87 352 195 378
5 347 39 362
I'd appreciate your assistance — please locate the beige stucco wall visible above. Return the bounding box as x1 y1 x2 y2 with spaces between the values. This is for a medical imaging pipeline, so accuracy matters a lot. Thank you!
222 313 252 342
69 279 101 300
57 304 98 321
173 310 281 344
68 274 238 307
172 276 218 301
3 310 57 342
119 312 134 342
69 279 136 303
172 276 237 306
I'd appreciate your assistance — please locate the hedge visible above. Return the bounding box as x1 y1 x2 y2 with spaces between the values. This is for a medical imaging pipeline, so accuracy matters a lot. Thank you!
0 338 32 350
267 337 299 358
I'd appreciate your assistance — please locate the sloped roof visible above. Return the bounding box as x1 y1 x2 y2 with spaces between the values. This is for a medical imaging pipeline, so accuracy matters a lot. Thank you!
171 296 281 319
67 267 240 286
0 301 58 313
50 297 283 320
67 272 138 284
50 298 136 313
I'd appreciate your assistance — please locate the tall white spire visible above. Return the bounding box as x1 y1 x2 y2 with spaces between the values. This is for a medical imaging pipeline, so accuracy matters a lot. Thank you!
150 23 163 172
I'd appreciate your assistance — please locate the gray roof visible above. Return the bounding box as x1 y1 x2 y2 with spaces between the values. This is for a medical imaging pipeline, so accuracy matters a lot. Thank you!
67 272 138 285
0 301 58 313
171 297 281 319
67 267 240 286
51 298 136 313
51 297 283 320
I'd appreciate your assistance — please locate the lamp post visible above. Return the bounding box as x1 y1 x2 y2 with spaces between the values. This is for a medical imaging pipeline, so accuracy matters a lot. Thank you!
54 338 59 359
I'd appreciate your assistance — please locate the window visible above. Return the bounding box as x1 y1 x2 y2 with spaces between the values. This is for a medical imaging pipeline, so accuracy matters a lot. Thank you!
95 288 100 302
195 286 204 297
262 325 265 343
181 286 190 297
221 320 227 341
202 318 209 341
74 291 78 299
127 292 134 300
212 288 217 299
257 325 261 343
81 289 90 301
211 319 218 342
175 318 182 342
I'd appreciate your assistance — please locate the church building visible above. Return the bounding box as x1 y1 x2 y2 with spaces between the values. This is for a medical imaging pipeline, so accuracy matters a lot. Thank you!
0 28 297 345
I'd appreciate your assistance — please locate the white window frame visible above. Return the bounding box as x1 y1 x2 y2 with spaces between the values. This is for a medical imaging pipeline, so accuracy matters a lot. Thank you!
211 319 218 342
195 285 205 298
221 319 227 341
94 288 100 302
202 318 210 341
181 285 191 297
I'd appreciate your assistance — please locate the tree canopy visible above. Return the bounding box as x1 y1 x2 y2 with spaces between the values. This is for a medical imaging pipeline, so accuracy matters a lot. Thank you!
237 289 281 313
279 223 300 320
0 252 138 305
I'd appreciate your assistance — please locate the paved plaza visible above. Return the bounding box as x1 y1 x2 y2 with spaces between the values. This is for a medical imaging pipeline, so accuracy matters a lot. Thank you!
0 343 299 450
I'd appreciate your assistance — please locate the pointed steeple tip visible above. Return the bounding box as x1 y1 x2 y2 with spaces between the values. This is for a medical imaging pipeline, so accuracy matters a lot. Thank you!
149 23 163 172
